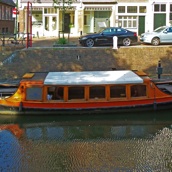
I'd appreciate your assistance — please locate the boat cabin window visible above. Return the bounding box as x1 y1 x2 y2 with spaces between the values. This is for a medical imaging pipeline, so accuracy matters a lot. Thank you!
68 87 84 100
26 87 43 101
110 85 126 98
89 86 105 99
131 85 146 97
47 86 64 100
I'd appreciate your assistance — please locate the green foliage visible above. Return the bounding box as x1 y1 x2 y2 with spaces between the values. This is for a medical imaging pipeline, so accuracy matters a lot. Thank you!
53 0 73 9
53 0 73 39
56 38 68 45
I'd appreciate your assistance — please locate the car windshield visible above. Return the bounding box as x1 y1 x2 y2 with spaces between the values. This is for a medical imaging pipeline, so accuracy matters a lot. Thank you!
154 26 166 33
99 28 106 33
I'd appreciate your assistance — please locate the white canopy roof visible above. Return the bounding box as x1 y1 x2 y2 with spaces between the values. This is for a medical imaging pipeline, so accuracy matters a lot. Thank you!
44 70 143 85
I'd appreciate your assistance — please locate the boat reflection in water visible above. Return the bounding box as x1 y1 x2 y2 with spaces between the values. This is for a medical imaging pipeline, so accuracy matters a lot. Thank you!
0 111 172 171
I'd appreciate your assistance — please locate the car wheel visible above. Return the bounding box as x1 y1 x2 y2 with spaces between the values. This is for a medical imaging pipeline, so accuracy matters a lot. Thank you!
122 38 131 46
85 39 94 47
151 38 160 46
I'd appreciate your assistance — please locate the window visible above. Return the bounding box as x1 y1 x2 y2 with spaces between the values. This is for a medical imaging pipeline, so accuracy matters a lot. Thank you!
95 11 110 18
26 87 43 101
0 6 1 19
170 4 172 21
47 86 64 100
89 86 105 99
139 6 146 13
44 8 57 14
118 16 137 28
131 85 146 97
127 6 137 13
2 6 4 19
116 28 126 33
68 87 84 100
110 85 126 98
7 7 11 20
84 14 90 25
161 4 166 11
103 28 113 33
118 6 125 13
5 6 9 20
167 27 172 33
154 4 166 12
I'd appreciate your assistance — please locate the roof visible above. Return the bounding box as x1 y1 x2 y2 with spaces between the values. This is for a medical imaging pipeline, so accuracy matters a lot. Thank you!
0 0 16 6
44 70 143 85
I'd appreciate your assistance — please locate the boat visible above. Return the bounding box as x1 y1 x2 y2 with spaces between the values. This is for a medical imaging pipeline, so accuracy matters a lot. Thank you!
1 70 172 115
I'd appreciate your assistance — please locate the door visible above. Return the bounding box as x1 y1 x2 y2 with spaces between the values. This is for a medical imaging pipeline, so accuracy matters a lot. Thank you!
138 16 145 35
44 16 57 36
64 14 70 33
154 14 166 30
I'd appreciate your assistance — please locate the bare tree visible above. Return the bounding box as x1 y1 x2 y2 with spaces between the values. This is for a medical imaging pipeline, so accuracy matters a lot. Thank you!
53 0 73 39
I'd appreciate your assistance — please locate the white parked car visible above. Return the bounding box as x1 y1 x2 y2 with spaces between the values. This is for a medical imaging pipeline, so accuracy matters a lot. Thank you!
140 26 172 46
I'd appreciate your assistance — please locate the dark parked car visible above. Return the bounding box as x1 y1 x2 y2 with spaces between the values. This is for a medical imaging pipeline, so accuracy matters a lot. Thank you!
140 26 172 46
78 27 138 47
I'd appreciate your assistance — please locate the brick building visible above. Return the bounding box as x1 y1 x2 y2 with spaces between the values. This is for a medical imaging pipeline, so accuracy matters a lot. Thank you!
0 0 16 34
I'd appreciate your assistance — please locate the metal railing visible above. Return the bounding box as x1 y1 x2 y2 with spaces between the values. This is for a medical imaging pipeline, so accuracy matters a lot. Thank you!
0 32 27 47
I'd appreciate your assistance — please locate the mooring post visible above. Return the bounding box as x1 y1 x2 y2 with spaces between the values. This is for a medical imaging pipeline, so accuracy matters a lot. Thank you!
156 60 163 79
2 33 5 46
112 36 118 50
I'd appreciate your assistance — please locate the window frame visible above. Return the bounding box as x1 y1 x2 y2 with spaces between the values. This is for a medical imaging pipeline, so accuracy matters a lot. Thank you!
154 4 166 12
118 6 125 13
118 16 137 28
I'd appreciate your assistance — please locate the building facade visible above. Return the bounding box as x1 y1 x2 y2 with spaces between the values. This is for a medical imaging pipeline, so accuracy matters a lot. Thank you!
0 0 16 34
17 0 172 37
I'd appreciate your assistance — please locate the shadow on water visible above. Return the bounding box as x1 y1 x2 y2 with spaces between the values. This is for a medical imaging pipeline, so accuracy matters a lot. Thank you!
0 110 172 126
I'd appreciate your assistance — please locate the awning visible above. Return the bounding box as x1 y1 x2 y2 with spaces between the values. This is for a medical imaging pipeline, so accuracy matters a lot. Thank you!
84 6 112 11
82 0 117 4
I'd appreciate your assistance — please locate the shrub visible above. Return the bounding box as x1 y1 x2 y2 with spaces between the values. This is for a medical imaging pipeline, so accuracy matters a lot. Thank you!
56 38 68 45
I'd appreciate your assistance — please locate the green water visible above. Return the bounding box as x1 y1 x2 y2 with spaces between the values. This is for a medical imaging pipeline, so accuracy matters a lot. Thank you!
0 111 172 171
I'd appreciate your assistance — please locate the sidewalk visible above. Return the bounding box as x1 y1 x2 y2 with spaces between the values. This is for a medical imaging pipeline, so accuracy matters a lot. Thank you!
32 36 79 47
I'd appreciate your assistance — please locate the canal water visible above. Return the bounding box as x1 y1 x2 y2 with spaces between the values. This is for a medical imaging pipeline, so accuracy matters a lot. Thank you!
0 111 172 172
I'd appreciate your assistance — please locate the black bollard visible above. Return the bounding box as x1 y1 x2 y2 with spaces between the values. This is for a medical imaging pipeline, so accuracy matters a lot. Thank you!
156 60 163 79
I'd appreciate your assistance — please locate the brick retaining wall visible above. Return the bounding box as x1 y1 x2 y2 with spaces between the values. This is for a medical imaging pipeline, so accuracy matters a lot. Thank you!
0 46 172 80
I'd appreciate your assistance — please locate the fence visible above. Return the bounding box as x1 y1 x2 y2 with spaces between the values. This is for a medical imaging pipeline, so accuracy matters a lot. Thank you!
0 33 33 49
